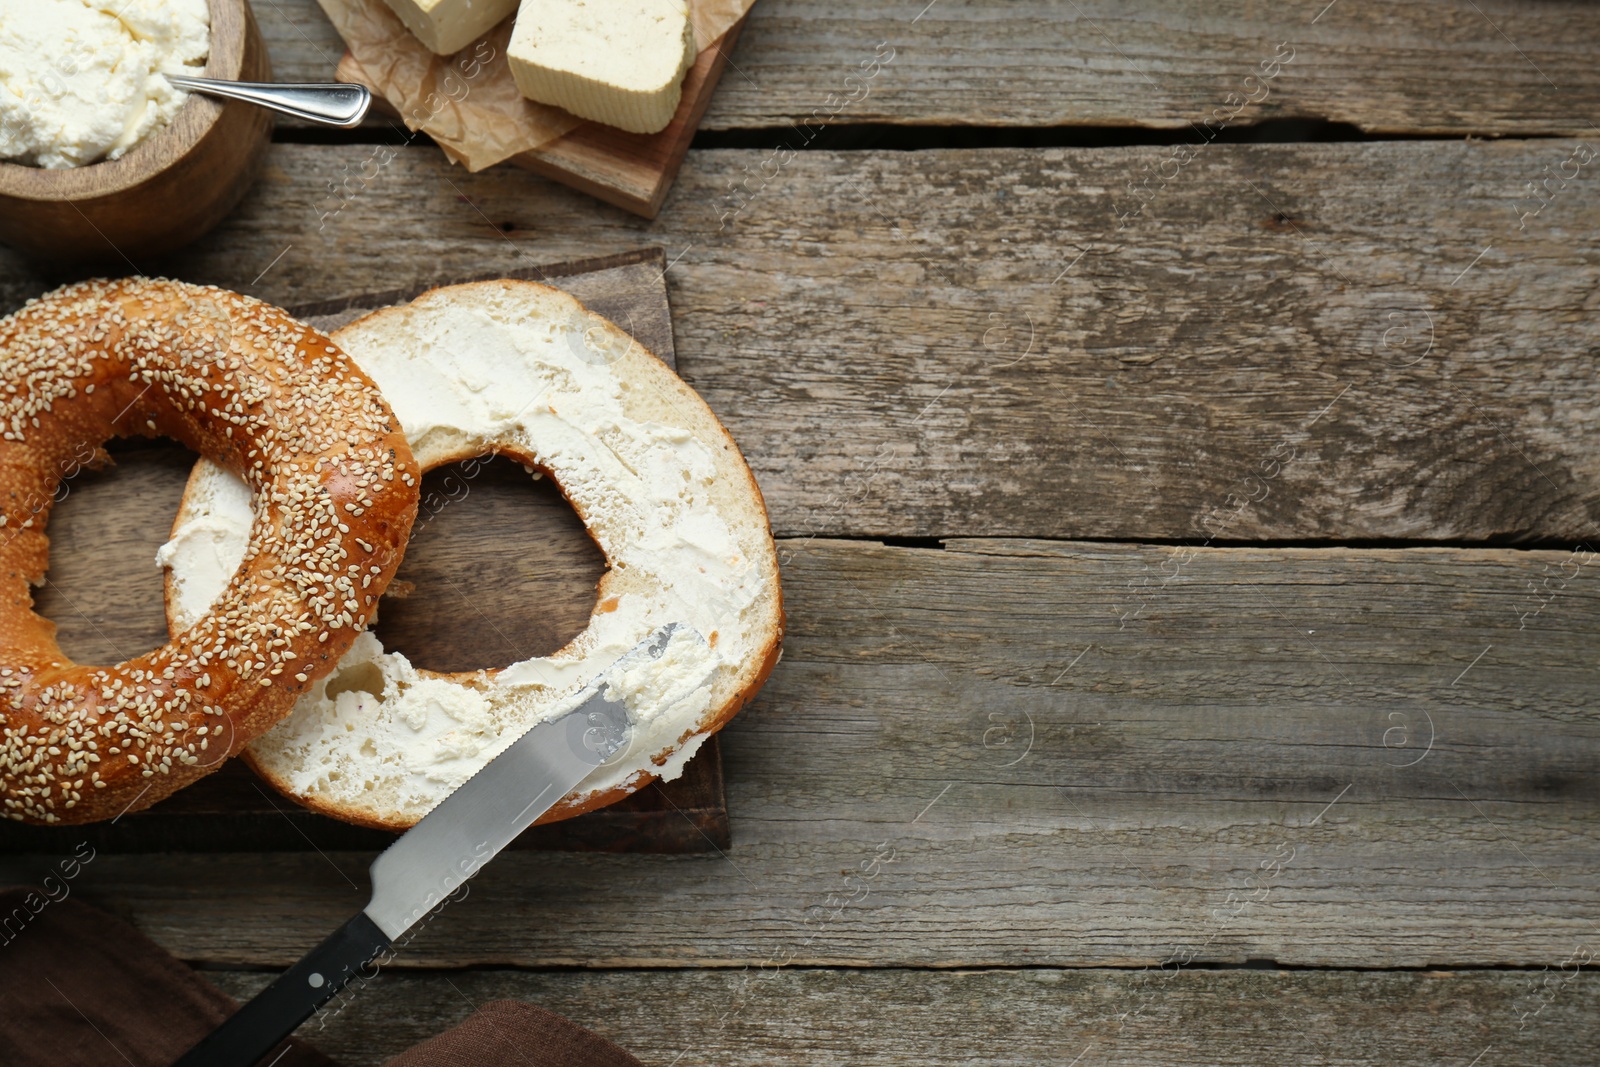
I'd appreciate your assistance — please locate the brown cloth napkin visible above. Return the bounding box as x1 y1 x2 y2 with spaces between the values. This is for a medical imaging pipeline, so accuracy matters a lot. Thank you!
0 886 644 1067
385 1001 643 1067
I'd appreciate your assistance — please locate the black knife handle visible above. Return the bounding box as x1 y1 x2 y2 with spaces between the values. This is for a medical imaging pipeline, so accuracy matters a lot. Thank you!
173 912 392 1067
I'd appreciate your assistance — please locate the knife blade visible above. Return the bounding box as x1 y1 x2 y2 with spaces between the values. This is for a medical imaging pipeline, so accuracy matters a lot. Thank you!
172 623 696 1067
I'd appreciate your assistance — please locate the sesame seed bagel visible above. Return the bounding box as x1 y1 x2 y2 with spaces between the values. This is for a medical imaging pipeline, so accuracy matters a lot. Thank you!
162 279 783 830
0 278 419 825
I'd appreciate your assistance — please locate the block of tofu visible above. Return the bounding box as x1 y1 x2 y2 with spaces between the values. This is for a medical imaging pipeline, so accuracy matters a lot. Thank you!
382 0 515 56
507 0 697 134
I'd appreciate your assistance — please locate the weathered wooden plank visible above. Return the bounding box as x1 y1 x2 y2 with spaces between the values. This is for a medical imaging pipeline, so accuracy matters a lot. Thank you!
201 966 1600 1067
256 0 1600 136
13 538 1598 969
5 140 1597 542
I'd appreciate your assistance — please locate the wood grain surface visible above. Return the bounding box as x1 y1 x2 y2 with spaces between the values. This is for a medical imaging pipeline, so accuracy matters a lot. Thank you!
13 539 1597 971
3 5 1598 1063
205 966 1600 1067
5 139 1596 543
257 0 1600 135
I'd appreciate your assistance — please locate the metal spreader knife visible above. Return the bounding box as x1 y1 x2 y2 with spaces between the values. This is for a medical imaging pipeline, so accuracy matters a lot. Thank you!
173 624 693 1067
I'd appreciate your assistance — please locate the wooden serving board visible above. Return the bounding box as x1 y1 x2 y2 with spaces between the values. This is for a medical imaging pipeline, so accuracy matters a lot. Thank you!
342 19 745 219
0 247 732 854
509 20 744 218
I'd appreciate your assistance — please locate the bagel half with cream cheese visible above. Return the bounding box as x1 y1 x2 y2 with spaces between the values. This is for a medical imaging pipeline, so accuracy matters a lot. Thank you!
160 280 783 829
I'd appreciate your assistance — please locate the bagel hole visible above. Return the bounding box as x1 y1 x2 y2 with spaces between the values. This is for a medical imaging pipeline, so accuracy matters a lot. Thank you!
373 455 607 673
34 438 199 665
324 660 386 702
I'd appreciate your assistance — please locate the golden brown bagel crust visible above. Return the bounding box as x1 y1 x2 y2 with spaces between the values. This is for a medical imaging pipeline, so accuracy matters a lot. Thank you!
0 278 419 825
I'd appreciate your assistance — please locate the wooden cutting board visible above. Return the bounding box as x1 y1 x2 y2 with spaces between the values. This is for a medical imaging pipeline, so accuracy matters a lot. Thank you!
0 248 732 854
343 19 745 218
507 20 744 218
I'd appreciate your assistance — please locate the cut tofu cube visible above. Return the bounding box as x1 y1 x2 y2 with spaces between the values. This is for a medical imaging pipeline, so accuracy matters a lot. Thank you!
507 0 697 134
382 0 516 56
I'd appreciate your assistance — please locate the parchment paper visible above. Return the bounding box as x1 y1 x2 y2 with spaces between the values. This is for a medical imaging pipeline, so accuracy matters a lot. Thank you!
318 0 755 172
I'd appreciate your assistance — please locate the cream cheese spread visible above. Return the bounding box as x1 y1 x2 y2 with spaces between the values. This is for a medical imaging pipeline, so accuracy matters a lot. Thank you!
161 284 775 826
0 0 210 169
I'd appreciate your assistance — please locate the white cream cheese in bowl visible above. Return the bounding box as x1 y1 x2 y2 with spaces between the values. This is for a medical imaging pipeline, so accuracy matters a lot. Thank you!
0 0 210 168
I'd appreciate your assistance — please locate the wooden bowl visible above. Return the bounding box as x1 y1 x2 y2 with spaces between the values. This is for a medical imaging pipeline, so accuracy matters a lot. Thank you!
0 0 274 267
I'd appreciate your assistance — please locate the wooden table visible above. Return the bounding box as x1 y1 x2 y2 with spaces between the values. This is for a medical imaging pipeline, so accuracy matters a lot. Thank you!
4 2 1600 1063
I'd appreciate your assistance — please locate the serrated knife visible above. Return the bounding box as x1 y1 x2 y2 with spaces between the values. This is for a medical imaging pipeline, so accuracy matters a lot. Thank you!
173 624 691 1067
